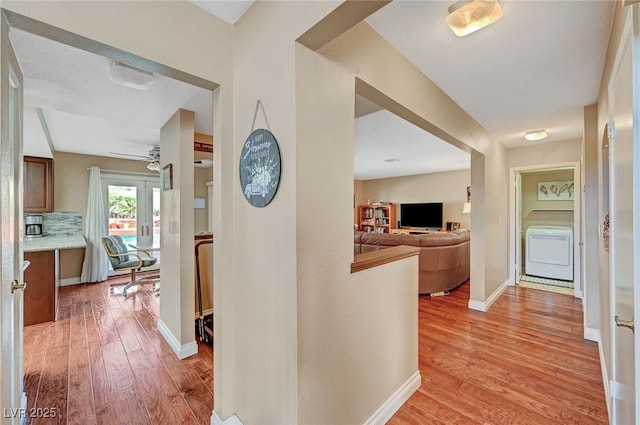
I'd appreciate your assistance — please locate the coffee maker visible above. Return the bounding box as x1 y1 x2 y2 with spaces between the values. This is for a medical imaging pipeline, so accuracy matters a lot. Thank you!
25 214 43 238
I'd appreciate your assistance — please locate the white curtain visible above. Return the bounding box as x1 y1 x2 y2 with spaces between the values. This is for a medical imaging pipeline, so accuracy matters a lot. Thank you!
81 166 109 282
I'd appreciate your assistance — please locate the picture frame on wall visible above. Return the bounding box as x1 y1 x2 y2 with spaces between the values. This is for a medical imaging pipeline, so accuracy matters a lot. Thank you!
537 180 574 201
162 163 173 191
466 186 471 202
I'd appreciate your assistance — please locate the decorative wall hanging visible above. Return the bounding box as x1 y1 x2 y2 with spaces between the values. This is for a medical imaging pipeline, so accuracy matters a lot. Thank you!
162 163 173 191
239 100 281 207
537 180 574 201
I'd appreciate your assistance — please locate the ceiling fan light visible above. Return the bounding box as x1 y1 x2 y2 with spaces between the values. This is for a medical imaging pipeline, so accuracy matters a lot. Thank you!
147 160 161 172
524 129 548 141
446 0 503 37
109 61 156 90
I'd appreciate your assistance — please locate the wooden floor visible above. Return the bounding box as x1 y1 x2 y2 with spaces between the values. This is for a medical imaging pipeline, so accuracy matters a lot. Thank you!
390 282 609 425
23 276 213 425
24 279 608 424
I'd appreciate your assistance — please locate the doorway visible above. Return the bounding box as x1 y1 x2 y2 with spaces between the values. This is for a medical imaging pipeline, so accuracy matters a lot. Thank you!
103 175 160 250
509 162 583 300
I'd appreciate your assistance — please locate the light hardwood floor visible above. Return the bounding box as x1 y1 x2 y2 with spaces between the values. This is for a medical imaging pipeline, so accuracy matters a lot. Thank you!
24 278 607 424
23 276 212 425
389 282 608 424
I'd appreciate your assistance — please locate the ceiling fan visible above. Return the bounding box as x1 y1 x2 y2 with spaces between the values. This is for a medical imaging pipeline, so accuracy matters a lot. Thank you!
109 146 161 171
109 146 212 170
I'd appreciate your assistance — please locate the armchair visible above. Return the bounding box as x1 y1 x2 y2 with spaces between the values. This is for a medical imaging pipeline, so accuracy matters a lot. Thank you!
102 235 158 297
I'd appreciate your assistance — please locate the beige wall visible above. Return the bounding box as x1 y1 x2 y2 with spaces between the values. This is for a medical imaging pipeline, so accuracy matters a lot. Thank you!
233 2 342 423
159 109 195 348
359 169 471 229
507 138 581 169
53 151 156 279
295 41 419 424
54 151 151 214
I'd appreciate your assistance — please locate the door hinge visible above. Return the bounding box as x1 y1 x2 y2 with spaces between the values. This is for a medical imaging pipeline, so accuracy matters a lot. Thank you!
608 121 616 140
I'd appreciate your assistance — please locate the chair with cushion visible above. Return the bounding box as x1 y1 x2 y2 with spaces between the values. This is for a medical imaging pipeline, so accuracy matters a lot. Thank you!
102 235 158 297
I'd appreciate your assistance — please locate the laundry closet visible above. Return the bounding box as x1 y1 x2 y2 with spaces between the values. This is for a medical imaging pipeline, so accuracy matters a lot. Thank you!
519 168 575 290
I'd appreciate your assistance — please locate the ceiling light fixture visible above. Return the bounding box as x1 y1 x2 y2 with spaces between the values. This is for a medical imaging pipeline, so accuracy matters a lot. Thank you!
109 61 156 90
524 129 548 141
147 160 161 172
446 0 503 37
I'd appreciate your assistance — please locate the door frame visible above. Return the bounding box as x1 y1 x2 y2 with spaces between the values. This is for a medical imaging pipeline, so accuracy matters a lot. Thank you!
102 173 160 249
0 8 27 422
607 6 639 423
0 10 222 417
508 161 583 297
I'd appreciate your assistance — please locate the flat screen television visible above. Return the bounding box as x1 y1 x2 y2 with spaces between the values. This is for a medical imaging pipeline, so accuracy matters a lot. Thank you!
400 203 443 230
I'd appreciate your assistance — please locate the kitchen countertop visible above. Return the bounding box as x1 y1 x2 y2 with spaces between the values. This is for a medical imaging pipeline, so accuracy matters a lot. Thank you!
24 233 86 252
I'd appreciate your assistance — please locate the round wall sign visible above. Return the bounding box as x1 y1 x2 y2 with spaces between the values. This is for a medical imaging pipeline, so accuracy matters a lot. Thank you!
239 129 281 207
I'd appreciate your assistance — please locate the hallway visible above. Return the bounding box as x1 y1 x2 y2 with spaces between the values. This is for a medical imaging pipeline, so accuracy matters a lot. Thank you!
390 282 608 424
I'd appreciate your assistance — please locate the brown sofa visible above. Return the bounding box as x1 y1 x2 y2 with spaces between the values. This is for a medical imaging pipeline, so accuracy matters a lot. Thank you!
354 230 470 295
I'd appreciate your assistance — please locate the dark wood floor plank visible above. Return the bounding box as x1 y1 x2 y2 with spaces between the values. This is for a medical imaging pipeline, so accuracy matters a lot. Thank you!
160 351 213 425
67 336 97 425
127 348 181 424
101 341 151 425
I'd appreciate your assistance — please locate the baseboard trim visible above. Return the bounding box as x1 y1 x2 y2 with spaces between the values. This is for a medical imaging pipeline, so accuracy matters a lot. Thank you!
60 277 81 286
597 331 610 420
157 319 198 359
364 370 421 425
584 326 598 342
468 279 509 313
211 411 244 425
20 391 27 425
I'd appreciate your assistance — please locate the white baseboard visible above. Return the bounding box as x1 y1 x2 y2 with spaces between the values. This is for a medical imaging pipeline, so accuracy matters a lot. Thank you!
597 331 611 420
584 326 598 342
20 391 27 425
211 411 244 425
157 319 198 359
468 279 509 313
60 277 82 286
364 370 421 425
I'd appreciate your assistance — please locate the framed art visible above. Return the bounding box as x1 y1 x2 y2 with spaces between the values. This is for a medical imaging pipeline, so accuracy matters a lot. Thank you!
537 180 574 200
162 163 173 191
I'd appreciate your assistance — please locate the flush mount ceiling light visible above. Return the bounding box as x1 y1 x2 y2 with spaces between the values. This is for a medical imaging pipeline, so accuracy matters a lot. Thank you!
109 61 156 90
446 0 503 37
524 129 548 141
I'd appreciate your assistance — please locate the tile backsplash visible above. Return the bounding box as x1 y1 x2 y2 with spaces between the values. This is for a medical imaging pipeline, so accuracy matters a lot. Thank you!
39 212 82 235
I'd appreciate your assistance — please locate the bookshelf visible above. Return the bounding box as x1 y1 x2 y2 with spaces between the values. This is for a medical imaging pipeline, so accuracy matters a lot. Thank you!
359 204 396 233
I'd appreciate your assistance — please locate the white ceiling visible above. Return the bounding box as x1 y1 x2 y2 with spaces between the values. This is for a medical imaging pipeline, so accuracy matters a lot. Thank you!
10 28 213 160
188 0 255 25
367 0 614 149
354 109 469 180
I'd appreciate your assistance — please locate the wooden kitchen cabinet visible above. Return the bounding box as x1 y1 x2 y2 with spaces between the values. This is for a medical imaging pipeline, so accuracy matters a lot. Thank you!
24 250 57 326
24 156 54 212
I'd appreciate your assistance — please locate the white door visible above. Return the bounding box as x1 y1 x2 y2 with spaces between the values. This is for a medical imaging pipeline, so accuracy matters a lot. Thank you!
0 11 27 424
103 176 160 249
608 7 638 424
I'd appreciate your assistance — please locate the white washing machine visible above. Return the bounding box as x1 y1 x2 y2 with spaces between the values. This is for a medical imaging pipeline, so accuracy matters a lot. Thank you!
525 225 573 281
